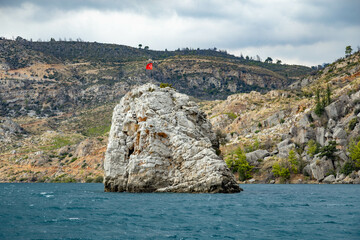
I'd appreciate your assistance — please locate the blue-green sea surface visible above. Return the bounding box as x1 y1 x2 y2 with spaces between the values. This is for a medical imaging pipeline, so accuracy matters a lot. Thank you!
0 183 359 240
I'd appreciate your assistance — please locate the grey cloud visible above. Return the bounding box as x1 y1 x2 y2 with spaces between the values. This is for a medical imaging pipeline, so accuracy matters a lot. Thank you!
0 0 359 66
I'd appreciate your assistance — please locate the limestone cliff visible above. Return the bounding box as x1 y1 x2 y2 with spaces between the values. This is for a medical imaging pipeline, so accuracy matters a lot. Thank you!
104 84 241 193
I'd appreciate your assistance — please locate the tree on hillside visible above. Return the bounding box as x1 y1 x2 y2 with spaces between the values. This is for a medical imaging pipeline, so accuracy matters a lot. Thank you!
144 46 149 50
138 44 142 49
345 45 352 56
265 57 273 63
276 59 282 64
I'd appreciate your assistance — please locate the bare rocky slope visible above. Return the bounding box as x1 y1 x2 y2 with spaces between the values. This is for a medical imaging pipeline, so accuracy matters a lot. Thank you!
0 38 311 118
203 51 360 184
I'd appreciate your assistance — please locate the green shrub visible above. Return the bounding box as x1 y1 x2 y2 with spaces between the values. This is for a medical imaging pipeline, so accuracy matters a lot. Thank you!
307 140 320 157
340 161 356 175
84 124 111 137
225 147 253 181
272 160 290 182
314 86 332 116
225 112 237 120
244 139 260 153
319 141 337 158
215 129 227 145
85 177 94 183
280 118 285 124
159 83 173 88
348 118 358 131
349 140 360 168
94 176 104 183
288 149 298 173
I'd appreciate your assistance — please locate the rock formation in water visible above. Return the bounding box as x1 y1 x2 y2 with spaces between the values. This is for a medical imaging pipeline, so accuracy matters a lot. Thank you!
104 83 241 193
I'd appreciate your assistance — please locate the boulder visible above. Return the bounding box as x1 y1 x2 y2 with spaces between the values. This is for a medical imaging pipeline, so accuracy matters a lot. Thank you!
336 173 346 182
316 127 325 146
333 127 347 139
263 111 285 127
104 84 241 193
325 95 350 120
342 176 354 184
295 127 315 145
327 118 337 129
309 157 334 181
246 149 269 166
277 139 291 149
278 143 296 158
323 175 336 184
298 114 310 128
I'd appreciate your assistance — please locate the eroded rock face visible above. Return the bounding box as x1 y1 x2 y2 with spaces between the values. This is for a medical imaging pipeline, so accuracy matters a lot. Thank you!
104 84 241 193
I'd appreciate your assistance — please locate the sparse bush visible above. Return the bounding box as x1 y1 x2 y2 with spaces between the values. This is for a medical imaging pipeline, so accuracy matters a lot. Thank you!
288 149 298 173
340 161 356 175
272 160 290 182
85 177 94 183
349 140 360 168
348 118 358 131
225 147 253 181
314 85 332 116
215 129 227 145
307 140 320 157
225 112 237 120
94 176 104 183
159 83 173 88
319 141 337 158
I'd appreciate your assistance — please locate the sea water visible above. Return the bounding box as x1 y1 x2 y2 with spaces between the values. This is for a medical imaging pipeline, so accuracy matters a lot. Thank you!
0 183 359 240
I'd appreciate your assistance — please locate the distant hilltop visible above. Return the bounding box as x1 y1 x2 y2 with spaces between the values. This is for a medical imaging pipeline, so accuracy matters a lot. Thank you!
0 37 312 118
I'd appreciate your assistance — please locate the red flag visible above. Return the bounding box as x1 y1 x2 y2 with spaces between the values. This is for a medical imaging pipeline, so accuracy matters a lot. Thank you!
146 63 153 70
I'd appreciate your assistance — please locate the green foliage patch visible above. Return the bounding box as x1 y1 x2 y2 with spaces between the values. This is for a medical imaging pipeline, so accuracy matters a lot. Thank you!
307 140 320 157
225 147 253 181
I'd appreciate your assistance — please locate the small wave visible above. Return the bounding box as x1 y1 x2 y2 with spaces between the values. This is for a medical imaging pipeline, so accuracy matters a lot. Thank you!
69 218 80 221
324 221 337 224
45 195 54 198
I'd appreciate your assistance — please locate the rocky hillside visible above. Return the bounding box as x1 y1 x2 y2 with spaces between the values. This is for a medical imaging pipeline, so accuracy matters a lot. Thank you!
0 38 311 118
3 38 359 184
203 51 360 184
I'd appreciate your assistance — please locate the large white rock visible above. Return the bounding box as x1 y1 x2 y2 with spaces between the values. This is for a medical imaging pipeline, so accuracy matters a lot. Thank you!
104 84 241 193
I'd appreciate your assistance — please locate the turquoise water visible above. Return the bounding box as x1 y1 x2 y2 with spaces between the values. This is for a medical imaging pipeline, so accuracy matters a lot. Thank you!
0 184 359 240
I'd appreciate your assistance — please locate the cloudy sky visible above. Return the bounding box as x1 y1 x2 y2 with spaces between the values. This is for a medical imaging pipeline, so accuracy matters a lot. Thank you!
1 0 359 66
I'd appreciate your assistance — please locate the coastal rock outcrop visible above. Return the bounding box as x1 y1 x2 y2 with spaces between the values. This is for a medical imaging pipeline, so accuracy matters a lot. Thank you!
104 84 241 193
